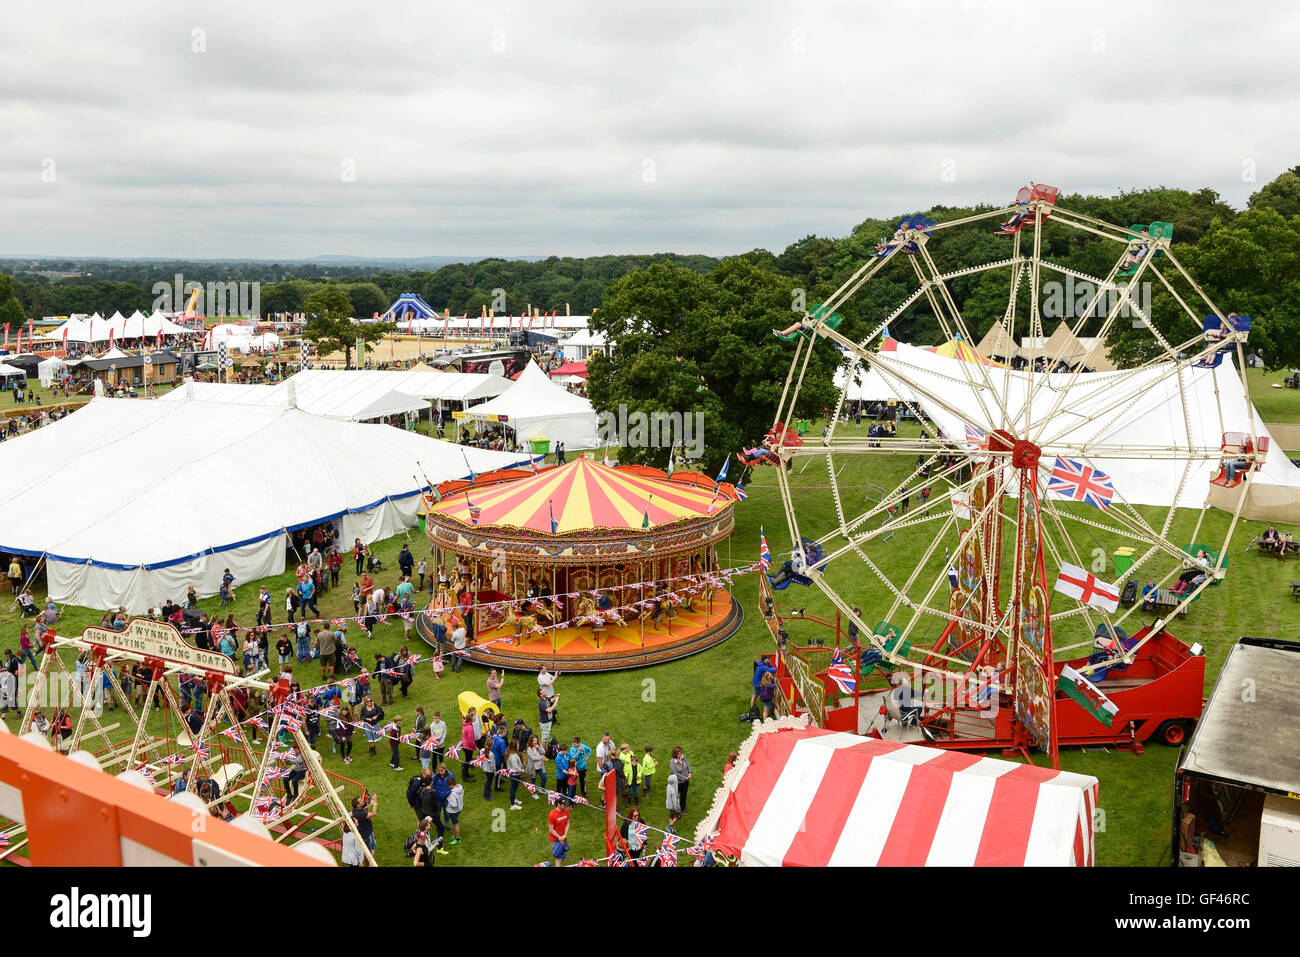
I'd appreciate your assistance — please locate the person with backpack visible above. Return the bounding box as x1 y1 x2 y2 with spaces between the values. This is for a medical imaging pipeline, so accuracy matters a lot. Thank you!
406 818 435 867
407 767 435 827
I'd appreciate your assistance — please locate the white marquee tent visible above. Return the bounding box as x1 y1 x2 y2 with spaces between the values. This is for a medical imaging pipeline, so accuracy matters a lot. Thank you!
160 379 429 422
0 397 530 612
37 311 193 344
284 369 512 406
37 356 65 388
861 342 1300 510
465 360 599 450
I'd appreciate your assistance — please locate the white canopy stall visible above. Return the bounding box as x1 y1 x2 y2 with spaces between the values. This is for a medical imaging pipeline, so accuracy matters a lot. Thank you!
464 360 599 450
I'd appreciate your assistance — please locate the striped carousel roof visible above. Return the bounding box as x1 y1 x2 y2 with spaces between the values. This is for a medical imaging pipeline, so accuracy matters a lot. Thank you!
431 457 735 534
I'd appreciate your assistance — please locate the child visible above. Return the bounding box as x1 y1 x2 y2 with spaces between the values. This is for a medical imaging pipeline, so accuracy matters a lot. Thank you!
432 653 444 680
640 744 658 796
352 581 362 615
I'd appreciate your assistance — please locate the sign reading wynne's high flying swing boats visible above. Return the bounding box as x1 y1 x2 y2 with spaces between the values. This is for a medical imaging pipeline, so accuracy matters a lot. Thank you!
80 617 235 674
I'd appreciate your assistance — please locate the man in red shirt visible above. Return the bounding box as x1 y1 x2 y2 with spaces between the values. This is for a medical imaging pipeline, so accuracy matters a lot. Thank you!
548 797 571 863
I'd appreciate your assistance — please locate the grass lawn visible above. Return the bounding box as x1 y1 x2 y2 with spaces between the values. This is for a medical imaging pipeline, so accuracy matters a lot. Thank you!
1 379 1298 867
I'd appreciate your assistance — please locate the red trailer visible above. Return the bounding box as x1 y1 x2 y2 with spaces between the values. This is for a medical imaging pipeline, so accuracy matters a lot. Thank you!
762 581 1205 758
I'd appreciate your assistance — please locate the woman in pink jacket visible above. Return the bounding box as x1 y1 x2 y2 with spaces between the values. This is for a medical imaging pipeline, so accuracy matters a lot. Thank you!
460 708 478 783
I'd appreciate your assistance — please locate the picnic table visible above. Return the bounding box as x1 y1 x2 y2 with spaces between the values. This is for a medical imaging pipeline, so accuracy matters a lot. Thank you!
1143 588 1189 618
1291 581 1300 602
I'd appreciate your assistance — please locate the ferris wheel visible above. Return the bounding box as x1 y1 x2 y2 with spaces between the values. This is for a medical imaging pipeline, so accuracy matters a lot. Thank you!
766 183 1262 766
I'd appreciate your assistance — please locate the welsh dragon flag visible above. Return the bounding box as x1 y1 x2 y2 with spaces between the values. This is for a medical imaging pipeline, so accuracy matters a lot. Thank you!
1057 664 1118 728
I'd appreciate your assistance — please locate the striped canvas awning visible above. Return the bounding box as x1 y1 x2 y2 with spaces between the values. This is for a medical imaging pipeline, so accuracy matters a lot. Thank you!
713 727 1098 866
432 457 734 534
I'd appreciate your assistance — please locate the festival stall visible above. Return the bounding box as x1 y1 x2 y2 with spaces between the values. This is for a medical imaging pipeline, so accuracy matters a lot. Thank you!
0 396 529 611
463 359 599 450
419 457 742 670
698 720 1099 866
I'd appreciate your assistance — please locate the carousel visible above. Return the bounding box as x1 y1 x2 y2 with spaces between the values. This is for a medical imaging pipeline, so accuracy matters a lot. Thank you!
417 456 743 671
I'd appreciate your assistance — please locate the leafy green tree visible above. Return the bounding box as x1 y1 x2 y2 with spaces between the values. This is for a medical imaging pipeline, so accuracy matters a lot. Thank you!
346 282 389 319
1248 168 1300 220
302 286 394 368
588 258 841 476
0 273 25 330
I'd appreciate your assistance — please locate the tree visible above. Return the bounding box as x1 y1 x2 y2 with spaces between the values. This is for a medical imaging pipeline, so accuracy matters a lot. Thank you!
1248 169 1300 221
0 273 24 331
346 282 389 320
588 258 841 475
301 286 394 368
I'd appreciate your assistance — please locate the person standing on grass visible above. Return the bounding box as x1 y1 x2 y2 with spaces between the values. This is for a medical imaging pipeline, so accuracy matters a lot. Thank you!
285 587 299 624
359 694 384 758
569 736 592 799
450 620 467 672
417 728 435 772
385 715 404 770
619 805 647 861
537 687 558 746
257 586 272 626
619 743 640 805
486 668 503 713
416 556 427 591
335 706 355 764
537 663 558 703
444 774 464 847
352 581 362 616
640 745 658 798
595 731 615 770
317 628 337 681
329 548 342 588
428 709 447 758
350 793 377 863
460 709 478 781
670 747 692 814
353 538 366 575
407 766 435 827
548 796 571 863
526 734 547 797
505 741 525 809
276 633 293 666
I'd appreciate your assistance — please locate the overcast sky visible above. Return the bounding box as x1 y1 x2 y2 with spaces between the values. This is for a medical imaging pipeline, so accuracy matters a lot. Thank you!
2 0 1296 260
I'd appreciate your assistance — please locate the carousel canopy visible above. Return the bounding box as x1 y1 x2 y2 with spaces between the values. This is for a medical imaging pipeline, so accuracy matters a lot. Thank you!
431 457 734 534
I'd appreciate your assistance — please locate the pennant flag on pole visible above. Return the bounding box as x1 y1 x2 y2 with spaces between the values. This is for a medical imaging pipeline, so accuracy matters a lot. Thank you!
466 493 481 527
666 448 675 478
713 455 730 493
1057 664 1119 727
462 451 476 485
1053 562 1120 612
759 526 771 571
734 482 748 501
549 499 559 535
641 495 652 529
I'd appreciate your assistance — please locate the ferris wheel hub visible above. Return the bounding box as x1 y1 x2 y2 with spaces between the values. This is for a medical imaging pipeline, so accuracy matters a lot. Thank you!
989 430 1041 470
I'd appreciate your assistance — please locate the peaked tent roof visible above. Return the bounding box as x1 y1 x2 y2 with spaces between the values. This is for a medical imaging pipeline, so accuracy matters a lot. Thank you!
976 321 1019 359
160 378 427 421
1042 322 1089 363
466 360 599 449
708 726 1099 867
283 368 511 405
431 457 733 534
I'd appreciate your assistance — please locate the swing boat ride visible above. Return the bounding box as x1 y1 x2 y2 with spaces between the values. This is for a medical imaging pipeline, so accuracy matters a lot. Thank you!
760 184 1264 768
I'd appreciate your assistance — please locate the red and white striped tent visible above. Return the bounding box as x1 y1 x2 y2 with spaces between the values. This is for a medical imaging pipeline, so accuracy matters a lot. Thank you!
710 727 1099 866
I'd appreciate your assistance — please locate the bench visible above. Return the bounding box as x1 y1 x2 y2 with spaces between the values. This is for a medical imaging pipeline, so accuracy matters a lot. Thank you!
1291 581 1300 602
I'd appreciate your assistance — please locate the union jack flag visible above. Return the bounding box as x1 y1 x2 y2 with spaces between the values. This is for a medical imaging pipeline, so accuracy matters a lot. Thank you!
472 752 489 768
279 715 303 733
193 744 211 759
759 526 771 572
827 649 856 695
964 424 988 452
547 791 559 805
264 766 291 780
134 765 156 786
572 796 590 806
657 835 680 866
250 716 269 730
734 482 748 501
446 745 461 760
533 861 551 867
162 753 186 766
466 494 482 526
576 858 598 867
610 852 631 868
629 821 648 845
220 727 244 743
1046 457 1114 511
524 783 537 794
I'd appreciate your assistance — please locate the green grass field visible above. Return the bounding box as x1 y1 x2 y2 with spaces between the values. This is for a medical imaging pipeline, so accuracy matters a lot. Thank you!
0 371 1296 866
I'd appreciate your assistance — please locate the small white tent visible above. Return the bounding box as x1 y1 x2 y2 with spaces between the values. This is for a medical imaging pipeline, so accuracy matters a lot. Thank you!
37 356 65 388
0 397 530 611
465 360 599 449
